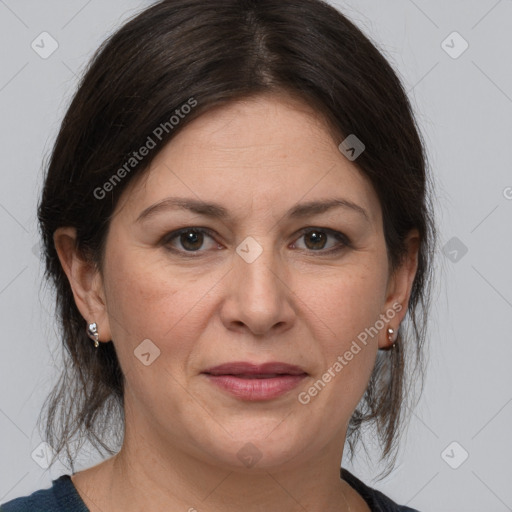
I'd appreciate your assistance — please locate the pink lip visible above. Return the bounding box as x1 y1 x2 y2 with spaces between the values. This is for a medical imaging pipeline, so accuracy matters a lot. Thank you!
203 361 307 376
201 361 308 401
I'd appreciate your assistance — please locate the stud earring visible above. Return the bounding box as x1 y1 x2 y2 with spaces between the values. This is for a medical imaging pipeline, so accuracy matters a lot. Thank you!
387 327 396 349
87 322 100 348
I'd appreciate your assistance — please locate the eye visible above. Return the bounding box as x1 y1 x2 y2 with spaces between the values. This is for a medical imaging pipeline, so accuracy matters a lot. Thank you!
291 228 350 254
162 227 219 254
161 226 351 256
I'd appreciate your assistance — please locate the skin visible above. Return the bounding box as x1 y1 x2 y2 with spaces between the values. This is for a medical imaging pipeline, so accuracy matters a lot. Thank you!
54 92 419 512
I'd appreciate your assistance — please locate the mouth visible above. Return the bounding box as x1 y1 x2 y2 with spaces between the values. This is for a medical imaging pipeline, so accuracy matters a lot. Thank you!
201 362 308 401
202 361 308 377
208 373 298 379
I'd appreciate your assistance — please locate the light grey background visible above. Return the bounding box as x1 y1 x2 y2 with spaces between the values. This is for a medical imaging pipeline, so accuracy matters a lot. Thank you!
0 1 511 511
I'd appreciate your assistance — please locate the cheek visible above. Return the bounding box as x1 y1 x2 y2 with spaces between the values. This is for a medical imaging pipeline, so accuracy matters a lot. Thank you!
299 260 388 350
105 262 174 346
103 248 218 372
295 261 388 412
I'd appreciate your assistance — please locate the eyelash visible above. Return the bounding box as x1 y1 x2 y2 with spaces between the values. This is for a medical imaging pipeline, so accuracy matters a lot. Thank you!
161 227 351 257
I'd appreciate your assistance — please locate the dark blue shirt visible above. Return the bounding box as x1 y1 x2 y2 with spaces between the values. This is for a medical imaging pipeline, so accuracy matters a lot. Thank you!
1 468 420 511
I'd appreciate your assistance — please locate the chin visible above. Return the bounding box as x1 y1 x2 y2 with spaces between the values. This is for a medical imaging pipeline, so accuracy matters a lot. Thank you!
192 422 312 472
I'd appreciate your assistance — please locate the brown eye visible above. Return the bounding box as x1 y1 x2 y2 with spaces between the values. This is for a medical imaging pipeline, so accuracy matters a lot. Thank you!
303 230 328 250
293 228 350 254
179 229 204 251
163 227 218 254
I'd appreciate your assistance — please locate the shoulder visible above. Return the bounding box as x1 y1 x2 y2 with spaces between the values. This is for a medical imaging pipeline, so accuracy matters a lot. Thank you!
341 467 421 512
0 475 89 512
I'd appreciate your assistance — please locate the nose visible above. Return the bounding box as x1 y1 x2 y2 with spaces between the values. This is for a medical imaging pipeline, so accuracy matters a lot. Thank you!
219 240 296 337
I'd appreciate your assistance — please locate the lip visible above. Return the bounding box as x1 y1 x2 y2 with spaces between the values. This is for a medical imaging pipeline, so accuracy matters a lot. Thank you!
201 361 308 401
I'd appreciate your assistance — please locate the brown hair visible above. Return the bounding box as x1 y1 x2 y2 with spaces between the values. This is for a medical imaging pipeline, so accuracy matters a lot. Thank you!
37 0 437 478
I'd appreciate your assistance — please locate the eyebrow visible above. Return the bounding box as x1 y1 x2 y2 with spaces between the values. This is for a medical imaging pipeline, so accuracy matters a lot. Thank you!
135 196 370 223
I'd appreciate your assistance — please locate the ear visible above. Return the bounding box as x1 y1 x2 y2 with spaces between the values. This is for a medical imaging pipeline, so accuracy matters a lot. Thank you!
379 228 420 349
53 227 112 344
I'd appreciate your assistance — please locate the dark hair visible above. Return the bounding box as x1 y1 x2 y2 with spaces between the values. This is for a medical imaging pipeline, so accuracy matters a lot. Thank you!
37 0 437 478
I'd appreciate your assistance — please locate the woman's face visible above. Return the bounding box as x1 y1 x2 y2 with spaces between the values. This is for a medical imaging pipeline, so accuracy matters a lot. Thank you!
78 94 415 471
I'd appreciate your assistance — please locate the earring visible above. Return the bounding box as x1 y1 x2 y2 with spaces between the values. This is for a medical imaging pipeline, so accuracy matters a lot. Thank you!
87 322 100 348
387 327 396 349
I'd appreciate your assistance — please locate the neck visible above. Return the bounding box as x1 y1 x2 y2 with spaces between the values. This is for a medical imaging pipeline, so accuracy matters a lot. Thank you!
71 396 359 512
77 427 354 512
111 450 352 512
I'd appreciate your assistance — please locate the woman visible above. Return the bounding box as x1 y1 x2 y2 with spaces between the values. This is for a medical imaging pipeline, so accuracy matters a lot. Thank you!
1 0 436 510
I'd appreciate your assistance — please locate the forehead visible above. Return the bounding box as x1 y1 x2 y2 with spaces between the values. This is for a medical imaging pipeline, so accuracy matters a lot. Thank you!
114 94 381 227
